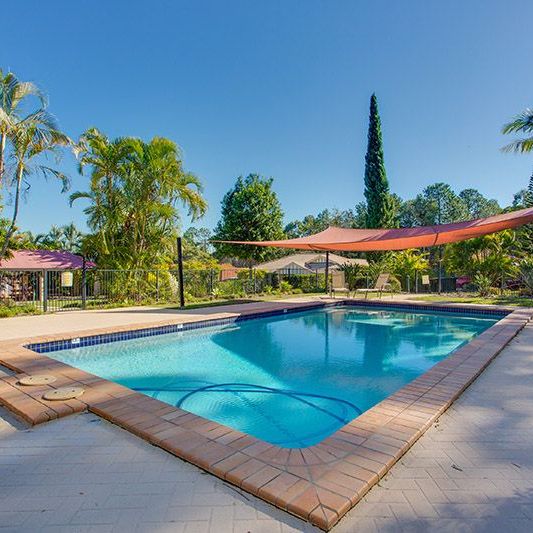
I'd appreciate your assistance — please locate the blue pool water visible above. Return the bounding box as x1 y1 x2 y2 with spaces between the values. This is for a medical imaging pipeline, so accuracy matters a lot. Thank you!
48 306 497 447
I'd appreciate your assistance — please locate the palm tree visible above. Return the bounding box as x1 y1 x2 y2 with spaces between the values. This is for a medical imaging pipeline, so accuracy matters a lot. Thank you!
71 131 207 269
502 108 533 248
60 223 83 252
0 110 72 258
502 108 533 154
33 223 84 252
71 129 131 255
0 69 45 185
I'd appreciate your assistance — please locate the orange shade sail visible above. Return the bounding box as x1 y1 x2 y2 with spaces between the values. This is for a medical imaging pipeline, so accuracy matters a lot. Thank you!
216 207 533 252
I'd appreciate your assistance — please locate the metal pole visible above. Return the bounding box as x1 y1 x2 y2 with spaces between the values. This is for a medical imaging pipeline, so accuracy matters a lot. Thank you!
81 256 87 310
177 237 185 307
438 246 443 294
437 196 443 294
325 251 330 295
43 270 48 313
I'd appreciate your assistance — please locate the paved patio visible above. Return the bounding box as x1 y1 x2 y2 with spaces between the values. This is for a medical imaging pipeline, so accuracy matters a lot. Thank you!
0 316 531 531
0 297 331 342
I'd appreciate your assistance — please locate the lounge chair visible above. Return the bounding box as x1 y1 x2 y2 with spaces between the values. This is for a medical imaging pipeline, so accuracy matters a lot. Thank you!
330 271 350 298
356 273 392 299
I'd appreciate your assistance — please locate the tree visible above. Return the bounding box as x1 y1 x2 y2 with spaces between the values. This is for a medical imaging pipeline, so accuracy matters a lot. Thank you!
284 208 360 238
502 109 533 254
0 110 72 259
444 231 517 285
71 131 207 269
0 69 45 186
389 249 430 290
398 183 468 227
502 108 533 154
182 227 216 267
363 94 395 229
213 174 285 264
33 223 84 252
0 219 35 253
183 227 212 253
458 189 501 219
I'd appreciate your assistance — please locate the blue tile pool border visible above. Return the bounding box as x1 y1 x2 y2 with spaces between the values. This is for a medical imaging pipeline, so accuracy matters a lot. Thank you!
26 300 510 354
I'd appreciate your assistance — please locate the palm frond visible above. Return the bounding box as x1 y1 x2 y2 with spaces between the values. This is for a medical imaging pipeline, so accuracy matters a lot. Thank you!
501 109 533 134
38 166 71 192
501 137 533 154
69 190 92 206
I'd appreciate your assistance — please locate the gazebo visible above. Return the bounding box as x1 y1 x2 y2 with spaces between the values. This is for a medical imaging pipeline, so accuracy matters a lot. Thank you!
0 250 94 305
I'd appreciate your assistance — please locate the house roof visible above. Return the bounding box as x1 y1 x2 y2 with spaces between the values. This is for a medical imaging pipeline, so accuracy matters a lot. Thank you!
256 253 367 272
0 250 94 271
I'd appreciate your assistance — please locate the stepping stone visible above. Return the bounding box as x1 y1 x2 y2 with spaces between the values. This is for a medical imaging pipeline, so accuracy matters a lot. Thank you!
42 387 85 401
18 375 57 386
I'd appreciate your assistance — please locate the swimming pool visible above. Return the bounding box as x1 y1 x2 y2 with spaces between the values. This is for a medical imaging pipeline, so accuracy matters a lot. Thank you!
46 305 497 448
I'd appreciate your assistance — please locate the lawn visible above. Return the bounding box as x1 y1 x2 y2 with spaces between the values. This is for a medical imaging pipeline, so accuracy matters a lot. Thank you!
0 292 327 318
411 293 533 307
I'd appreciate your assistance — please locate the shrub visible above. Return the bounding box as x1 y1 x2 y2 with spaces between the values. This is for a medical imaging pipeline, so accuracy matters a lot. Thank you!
0 301 41 318
519 258 533 295
473 273 493 297
279 280 293 294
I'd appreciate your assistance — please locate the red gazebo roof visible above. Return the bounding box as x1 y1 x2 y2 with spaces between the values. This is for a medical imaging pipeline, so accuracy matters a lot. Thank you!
0 250 94 270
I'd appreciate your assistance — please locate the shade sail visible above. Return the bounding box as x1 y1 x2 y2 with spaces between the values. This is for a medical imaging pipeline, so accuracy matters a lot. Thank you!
217 207 533 252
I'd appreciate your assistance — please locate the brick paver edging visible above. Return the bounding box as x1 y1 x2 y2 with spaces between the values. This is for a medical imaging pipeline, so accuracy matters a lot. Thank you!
0 300 531 530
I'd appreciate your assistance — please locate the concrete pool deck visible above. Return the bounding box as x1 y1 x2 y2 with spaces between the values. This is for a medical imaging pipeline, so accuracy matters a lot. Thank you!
0 298 531 530
0 319 532 531
0 297 332 342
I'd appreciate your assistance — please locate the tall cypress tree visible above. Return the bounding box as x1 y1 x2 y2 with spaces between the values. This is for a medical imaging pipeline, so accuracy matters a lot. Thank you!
364 94 395 228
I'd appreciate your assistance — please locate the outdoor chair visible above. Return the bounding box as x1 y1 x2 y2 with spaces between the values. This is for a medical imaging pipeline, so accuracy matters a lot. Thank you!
355 273 392 299
330 271 350 298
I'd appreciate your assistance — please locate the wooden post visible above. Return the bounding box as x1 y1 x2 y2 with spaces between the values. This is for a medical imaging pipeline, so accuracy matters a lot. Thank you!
325 251 330 295
177 237 185 307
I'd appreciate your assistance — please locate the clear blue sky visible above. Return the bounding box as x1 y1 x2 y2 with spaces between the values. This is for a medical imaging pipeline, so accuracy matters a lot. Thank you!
2 0 533 234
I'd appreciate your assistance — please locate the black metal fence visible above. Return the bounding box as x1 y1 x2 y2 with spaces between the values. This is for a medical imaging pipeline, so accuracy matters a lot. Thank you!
0 267 485 314
0 268 329 313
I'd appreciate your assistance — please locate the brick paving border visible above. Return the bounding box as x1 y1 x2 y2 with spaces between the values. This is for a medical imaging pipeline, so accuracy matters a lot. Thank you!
0 299 531 530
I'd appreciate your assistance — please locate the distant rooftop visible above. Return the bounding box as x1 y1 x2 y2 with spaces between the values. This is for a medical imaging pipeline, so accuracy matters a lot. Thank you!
0 250 93 271
256 252 367 273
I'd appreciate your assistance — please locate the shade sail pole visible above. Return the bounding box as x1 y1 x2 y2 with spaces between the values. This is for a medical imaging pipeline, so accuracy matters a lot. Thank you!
177 237 185 308
325 251 330 295
438 246 443 294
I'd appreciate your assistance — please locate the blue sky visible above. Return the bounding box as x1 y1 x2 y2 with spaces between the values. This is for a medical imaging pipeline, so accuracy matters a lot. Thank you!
2 0 533 234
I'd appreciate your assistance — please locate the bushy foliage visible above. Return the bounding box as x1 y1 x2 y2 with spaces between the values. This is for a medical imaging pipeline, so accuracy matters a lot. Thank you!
519 258 533 295
340 263 368 290
71 130 207 270
389 249 430 290
213 174 285 264
444 231 517 285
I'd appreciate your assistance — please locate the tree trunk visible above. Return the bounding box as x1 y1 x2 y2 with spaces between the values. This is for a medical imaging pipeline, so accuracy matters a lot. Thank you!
0 166 23 259
0 133 6 186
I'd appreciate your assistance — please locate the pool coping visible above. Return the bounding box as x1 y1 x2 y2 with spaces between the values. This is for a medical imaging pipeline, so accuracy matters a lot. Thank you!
0 299 531 530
